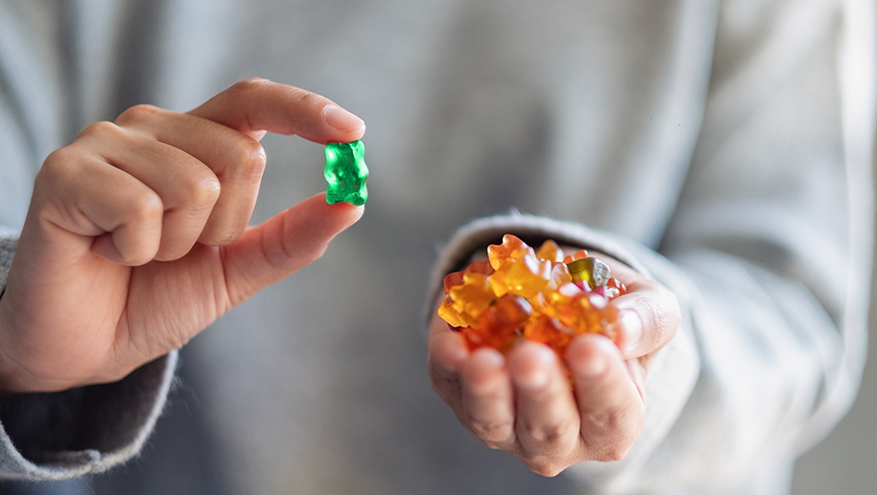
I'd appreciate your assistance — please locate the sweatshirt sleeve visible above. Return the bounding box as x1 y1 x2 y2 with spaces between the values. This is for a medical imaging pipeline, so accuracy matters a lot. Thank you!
425 1 875 493
0 233 178 481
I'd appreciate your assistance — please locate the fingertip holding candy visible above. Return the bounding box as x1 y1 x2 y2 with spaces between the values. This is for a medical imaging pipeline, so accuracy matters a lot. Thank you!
324 140 368 206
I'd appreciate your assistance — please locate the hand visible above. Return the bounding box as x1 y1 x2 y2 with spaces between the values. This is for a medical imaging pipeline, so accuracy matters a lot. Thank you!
0 78 366 395
428 254 679 476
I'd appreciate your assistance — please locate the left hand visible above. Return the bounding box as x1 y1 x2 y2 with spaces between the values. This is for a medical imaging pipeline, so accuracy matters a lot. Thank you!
427 254 680 476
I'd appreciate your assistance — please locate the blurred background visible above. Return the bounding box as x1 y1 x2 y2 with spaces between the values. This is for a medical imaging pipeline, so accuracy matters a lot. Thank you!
0 2 873 494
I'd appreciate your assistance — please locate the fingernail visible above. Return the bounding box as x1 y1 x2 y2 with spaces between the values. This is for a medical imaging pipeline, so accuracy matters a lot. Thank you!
323 105 365 133
515 345 553 389
579 351 608 378
475 348 506 370
620 310 642 355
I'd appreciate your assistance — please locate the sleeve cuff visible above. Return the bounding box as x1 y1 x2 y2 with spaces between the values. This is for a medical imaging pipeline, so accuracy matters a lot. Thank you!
0 352 178 480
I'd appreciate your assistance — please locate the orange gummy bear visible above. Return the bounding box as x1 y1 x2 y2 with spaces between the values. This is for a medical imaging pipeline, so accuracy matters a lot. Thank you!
487 234 533 270
438 235 627 365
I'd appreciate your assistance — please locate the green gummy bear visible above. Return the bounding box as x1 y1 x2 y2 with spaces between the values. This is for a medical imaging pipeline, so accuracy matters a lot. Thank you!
566 256 610 289
323 140 368 206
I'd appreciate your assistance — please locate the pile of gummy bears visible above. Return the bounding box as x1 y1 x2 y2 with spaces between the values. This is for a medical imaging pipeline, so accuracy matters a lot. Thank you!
438 234 627 356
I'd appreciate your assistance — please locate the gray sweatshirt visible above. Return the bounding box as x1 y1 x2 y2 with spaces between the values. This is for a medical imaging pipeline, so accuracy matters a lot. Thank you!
0 1 873 494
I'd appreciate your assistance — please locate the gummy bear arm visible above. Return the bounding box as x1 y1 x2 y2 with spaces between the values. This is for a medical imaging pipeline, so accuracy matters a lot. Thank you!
0 233 177 480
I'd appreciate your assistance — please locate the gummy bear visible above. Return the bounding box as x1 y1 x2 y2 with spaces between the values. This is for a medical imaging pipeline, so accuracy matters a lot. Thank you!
535 239 563 262
324 140 368 206
566 256 610 289
490 253 552 299
437 235 627 366
487 234 533 270
524 315 573 354
468 296 532 352
447 272 496 321
443 261 493 293
563 249 589 264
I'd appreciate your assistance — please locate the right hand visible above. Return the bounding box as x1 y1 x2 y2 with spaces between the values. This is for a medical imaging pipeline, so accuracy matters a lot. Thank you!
428 255 680 476
0 78 366 395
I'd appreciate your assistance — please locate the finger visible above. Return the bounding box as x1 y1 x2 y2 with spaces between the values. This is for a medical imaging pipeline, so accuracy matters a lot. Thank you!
567 334 644 462
220 193 363 306
459 348 516 449
508 341 581 469
35 147 163 265
611 269 680 359
78 120 221 260
428 313 469 407
116 105 265 247
187 78 365 143
565 253 679 359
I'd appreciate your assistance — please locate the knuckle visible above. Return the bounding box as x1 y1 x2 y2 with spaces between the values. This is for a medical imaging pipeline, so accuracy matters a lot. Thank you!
520 420 575 445
525 459 565 478
595 443 632 462
38 148 79 181
234 139 267 181
78 120 121 140
468 420 514 446
115 104 162 126
229 77 272 98
183 172 221 210
127 190 164 222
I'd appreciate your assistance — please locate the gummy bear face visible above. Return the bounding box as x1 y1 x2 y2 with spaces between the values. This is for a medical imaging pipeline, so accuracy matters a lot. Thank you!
323 140 369 206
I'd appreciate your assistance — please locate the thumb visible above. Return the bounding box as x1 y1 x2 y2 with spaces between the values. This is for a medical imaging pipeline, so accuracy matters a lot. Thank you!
220 193 364 306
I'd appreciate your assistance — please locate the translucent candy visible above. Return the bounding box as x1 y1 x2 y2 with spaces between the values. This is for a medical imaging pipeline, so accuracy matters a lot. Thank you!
443 261 493 294
487 234 533 270
447 272 495 321
524 315 572 353
547 262 572 290
437 298 472 328
566 256 610 289
324 140 368 206
606 277 627 296
489 254 552 299
437 235 629 364
535 239 563 262
563 249 589 264
468 296 532 352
